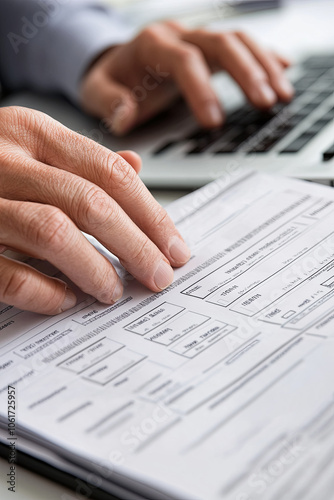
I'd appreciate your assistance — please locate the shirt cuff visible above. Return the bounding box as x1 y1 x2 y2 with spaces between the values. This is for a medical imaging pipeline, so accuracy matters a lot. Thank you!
39 6 136 103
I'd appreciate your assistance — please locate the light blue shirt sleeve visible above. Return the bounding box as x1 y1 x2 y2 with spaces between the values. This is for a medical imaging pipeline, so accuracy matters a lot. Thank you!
0 0 135 103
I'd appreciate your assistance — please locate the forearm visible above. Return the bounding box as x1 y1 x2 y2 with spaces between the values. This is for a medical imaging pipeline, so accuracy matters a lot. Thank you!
0 0 134 102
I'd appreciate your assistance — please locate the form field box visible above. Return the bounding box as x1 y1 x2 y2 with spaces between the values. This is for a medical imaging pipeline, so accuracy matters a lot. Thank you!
124 302 184 335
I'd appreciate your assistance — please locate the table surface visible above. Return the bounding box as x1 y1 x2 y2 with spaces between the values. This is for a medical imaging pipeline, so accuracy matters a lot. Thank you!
0 458 75 500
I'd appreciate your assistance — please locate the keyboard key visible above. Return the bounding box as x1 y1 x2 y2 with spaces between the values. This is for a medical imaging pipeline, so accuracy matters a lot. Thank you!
293 88 306 98
186 128 218 142
323 107 334 120
247 124 294 153
307 118 332 134
318 90 334 100
214 142 239 154
237 108 275 126
234 132 256 149
323 143 334 161
303 68 329 77
153 140 178 155
287 113 306 126
294 76 319 90
227 107 248 125
310 91 333 104
303 55 334 69
312 79 334 91
297 102 319 115
247 138 279 153
212 129 250 153
186 128 227 154
280 132 317 154
186 112 271 155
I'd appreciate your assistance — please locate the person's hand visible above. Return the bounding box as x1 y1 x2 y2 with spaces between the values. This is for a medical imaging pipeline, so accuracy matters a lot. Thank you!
0 106 190 315
80 22 294 135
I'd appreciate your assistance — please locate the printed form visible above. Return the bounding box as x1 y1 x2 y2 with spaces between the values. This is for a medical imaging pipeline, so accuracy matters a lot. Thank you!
1 170 334 500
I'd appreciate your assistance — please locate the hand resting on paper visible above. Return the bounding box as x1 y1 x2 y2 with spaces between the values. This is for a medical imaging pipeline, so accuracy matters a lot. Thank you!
0 106 190 315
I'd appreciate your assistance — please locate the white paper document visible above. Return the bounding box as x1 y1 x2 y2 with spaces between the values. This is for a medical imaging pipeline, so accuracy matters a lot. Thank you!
1 170 334 500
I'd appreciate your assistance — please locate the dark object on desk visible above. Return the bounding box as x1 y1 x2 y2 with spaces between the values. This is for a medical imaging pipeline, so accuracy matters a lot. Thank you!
0 442 122 500
323 142 334 161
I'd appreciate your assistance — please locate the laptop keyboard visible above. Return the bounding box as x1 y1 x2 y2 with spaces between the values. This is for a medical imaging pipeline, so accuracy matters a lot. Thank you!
153 54 334 158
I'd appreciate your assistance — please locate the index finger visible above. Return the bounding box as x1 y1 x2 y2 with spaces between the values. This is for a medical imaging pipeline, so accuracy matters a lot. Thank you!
135 26 224 128
17 109 191 269
235 32 294 101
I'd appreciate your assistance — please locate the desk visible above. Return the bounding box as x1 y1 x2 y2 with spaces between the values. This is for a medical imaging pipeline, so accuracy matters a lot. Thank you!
0 458 74 500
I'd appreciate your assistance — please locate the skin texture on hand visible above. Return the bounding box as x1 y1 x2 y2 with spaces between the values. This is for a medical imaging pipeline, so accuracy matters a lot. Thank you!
80 21 294 135
0 106 191 315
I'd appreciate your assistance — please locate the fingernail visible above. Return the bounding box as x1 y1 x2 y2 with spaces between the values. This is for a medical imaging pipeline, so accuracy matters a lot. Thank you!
169 237 191 265
112 280 123 303
255 82 277 107
206 103 223 126
279 78 294 99
61 288 77 312
154 260 174 290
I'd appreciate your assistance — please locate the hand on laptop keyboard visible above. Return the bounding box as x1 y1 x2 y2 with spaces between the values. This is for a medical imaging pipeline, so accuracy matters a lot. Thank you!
80 21 294 135
153 55 334 158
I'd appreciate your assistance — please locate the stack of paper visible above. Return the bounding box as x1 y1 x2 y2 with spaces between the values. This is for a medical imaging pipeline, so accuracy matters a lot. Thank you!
1 169 334 499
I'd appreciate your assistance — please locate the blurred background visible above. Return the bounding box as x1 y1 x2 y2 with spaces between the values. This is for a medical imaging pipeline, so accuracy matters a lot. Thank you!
102 0 282 29
94 0 333 66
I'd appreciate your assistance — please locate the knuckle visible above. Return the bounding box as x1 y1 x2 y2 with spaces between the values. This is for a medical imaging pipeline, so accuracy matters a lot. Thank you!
132 237 154 268
15 106 47 131
0 106 51 154
138 25 162 45
0 149 15 167
2 267 30 303
31 206 70 249
0 106 26 126
214 32 233 48
108 153 138 193
81 185 114 228
174 45 202 65
234 30 246 40
265 57 283 77
267 65 282 80
243 67 259 82
192 27 208 37
147 206 170 232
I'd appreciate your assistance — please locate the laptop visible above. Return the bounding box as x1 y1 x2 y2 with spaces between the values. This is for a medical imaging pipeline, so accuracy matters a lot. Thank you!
2 51 333 188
